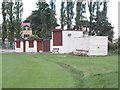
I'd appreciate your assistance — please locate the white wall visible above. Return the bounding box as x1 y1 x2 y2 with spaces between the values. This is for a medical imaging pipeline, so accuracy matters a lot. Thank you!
15 41 23 52
49 31 108 55
62 31 83 53
79 36 108 56
79 37 90 51
50 34 64 53
89 36 108 56
15 41 37 53
50 30 83 53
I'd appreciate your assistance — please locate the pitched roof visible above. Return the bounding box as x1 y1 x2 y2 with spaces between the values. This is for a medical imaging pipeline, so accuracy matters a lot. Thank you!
21 23 31 27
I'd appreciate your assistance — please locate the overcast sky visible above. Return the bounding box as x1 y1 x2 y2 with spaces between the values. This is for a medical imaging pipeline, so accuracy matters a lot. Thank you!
0 0 119 39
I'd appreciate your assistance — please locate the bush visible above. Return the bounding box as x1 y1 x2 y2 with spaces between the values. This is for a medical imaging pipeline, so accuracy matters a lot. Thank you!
108 41 118 55
28 35 40 40
108 42 118 50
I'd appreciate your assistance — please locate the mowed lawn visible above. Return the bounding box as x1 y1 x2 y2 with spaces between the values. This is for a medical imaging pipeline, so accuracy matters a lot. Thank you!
0 54 2 89
2 53 118 88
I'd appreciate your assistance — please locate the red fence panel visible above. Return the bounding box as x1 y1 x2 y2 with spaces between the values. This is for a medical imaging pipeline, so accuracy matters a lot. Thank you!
16 41 20 48
53 31 62 46
23 41 26 52
29 40 34 48
37 40 43 52
43 40 50 52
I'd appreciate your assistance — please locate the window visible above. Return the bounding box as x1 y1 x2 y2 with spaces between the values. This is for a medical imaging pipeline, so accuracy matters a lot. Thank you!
53 31 62 46
29 40 34 48
24 34 30 38
16 41 20 48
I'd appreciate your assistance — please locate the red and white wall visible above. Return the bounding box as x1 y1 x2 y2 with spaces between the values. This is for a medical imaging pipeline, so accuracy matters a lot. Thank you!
50 29 108 55
15 29 108 56
50 29 83 53
15 40 50 53
15 41 24 52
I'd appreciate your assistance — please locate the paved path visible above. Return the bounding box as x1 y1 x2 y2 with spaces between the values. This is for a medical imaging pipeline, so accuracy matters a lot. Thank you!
0 49 15 53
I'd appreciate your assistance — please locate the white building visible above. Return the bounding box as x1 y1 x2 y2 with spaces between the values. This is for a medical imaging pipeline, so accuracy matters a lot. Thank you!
21 22 32 39
15 29 108 56
79 36 108 56
50 29 83 53
50 29 108 56
15 40 50 53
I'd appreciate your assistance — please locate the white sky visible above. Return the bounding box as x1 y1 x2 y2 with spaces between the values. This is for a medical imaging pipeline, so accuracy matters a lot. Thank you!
0 0 119 39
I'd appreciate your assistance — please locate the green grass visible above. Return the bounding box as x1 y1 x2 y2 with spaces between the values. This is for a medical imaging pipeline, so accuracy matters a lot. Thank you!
0 54 2 89
2 53 118 88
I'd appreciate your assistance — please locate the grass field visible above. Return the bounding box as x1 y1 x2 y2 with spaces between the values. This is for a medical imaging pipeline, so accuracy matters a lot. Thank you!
0 54 2 89
1 53 118 88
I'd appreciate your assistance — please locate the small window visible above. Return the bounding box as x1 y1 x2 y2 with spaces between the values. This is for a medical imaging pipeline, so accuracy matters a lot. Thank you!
24 34 30 38
27 34 30 37
29 40 34 48
16 41 20 48
24 34 26 38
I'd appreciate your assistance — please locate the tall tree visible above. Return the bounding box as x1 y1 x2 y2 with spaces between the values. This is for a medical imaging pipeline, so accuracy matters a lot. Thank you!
14 0 23 39
50 0 56 11
95 0 114 41
37 2 48 39
7 0 15 48
26 1 57 39
87 0 96 35
2 2 8 48
93 1 102 35
66 0 74 29
49 0 57 31
60 0 66 29
75 0 86 30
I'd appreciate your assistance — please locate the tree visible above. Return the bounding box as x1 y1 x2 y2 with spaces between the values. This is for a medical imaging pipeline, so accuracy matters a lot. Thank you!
26 10 41 36
86 0 114 41
66 0 75 29
49 0 57 30
87 0 96 35
50 0 56 11
26 1 57 39
37 2 49 39
2 0 22 48
75 0 86 30
14 0 23 39
2 2 8 48
94 0 114 41
7 1 15 48
60 0 66 29
118 37 120 54
95 1 102 34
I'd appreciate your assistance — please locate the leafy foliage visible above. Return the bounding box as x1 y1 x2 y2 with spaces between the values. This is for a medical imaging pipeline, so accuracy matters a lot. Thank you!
87 0 114 41
88 1 96 35
25 1 57 39
1 0 115 49
2 2 7 47
75 0 86 30
1 1 23 48
28 35 40 40
66 0 75 29
7 1 15 48
60 0 66 29
14 1 23 39
118 37 120 54
94 1 114 41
